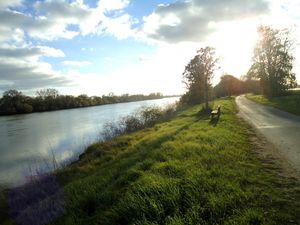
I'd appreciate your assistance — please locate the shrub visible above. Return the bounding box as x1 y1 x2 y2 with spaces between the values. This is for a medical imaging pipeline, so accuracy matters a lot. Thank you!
101 104 178 140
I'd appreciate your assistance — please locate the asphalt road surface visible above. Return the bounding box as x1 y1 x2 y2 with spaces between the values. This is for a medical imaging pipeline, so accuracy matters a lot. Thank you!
236 95 300 172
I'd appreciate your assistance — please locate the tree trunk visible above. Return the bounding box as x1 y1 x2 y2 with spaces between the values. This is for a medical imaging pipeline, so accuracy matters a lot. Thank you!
205 75 209 110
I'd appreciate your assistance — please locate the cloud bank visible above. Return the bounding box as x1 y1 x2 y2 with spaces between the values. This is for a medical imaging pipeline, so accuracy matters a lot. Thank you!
2 0 299 95
140 0 270 43
0 0 134 93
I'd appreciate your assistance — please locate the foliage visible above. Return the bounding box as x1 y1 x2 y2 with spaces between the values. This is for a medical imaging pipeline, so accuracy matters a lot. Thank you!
36 88 59 100
247 26 297 97
214 75 261 98
0 89 166 116
182 47 219 108
240 77 261 95
0 90 33 114
101 104 178 140
246 91 300 116
214 75 242 97
2 98 299 225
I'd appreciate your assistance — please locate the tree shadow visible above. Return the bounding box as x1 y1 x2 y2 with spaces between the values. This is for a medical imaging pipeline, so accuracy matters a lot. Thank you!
195 112 211 122
209 116 220 127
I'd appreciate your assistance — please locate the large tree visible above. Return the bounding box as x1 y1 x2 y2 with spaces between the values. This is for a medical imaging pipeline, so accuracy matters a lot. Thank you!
182 47 218 109
248 26 297 97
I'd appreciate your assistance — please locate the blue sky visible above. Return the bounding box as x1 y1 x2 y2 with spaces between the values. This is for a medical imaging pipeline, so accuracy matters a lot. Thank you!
0 0 299 96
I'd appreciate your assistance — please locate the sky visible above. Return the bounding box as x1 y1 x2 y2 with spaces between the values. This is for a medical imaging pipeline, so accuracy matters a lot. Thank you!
0 0 299 96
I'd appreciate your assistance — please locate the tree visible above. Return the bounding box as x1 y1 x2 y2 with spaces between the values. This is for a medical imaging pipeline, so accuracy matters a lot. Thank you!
0 89 33 114
3 89 23 99
36 88 59 100
240 75 261 94
77 94 90 107
248 26 297 97
35 88 60 110
214 75 242 97
182 47 219 109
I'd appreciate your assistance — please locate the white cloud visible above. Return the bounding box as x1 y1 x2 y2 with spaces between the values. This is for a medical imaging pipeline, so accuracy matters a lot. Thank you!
0 0 22 9
101 14 136 39
0 59 72 91
0 46 65 59
138 55 154 62
38 46 65 57
140 0 270 43
63 60 92 67
0 45 70 92
98 0 129 12
0 0 134 42
0 0 135 92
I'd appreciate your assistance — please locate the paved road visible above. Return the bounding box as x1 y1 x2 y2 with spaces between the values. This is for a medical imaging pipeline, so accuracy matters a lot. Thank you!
236 95 300 172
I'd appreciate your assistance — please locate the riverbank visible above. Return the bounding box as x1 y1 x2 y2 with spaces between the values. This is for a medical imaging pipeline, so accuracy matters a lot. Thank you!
1 97 300 225
246 91 300 116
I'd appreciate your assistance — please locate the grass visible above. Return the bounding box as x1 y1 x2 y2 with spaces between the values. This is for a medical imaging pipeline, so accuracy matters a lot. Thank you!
246 91 300 116
1 97 300 225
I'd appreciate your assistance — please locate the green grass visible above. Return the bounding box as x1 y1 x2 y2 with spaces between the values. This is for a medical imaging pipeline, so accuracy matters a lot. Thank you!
1 97 300 225
246 91 300 116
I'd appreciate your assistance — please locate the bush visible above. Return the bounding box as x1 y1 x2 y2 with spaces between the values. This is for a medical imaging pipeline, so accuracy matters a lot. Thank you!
140 106 163 127
101 104 178 140
122 115 144 133
17 103 33 113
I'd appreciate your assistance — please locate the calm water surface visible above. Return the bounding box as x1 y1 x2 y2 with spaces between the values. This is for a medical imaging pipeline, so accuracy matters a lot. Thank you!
0 97 179 186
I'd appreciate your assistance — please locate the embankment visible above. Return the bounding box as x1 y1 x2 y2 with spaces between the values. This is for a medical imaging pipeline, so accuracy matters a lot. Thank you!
1 97 299 225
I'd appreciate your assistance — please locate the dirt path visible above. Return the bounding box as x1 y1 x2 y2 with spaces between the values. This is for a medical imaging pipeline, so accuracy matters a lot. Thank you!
236 95 300 173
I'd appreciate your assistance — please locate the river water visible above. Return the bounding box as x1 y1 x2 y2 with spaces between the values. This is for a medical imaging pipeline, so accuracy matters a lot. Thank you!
0 97 179 186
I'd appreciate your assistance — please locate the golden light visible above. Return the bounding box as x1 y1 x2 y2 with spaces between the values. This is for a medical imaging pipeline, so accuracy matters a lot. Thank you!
209 20 259 80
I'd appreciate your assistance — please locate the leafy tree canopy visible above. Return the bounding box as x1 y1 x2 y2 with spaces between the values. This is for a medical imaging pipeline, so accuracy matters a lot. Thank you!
182 46 219 108
248 26 297 97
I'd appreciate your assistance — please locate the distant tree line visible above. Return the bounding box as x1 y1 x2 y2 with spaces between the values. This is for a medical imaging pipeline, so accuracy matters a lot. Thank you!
213 75 261 98
0 89 165 115
181 26 298 106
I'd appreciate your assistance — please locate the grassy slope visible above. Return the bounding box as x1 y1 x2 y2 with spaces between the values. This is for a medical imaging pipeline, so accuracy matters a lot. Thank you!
1 98 300 225
246 91 300 116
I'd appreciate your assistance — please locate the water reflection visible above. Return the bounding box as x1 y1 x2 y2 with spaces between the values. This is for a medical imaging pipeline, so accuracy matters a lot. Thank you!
0 97 179 186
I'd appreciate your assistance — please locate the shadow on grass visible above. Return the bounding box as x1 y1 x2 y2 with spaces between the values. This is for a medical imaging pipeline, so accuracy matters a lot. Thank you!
209 116 220 127
195 110 212 123
8 174 65 225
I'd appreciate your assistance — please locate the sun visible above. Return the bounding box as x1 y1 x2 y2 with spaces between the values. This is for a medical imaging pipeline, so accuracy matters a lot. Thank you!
209 20 259 81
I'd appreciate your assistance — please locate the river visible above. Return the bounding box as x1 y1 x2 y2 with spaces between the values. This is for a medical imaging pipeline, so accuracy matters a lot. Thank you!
0 97 179 186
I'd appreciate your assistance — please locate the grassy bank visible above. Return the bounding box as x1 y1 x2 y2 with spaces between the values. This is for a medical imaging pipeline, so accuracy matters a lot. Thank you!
1 97 300 225
246 91 300 116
